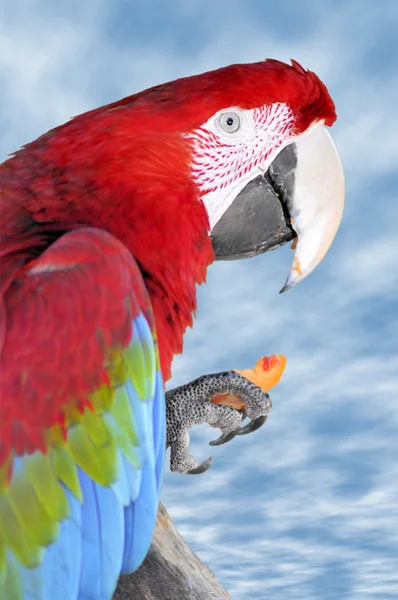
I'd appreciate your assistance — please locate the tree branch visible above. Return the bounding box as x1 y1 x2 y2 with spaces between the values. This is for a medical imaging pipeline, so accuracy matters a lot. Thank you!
113 503 231 600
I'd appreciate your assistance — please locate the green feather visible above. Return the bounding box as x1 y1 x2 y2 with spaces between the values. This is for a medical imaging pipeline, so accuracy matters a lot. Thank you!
0 455 12 495
139 329 157 400
0 536 6 583
124 340 147 400
24 454 69 522
90 385 113 413
0 549 22 600
7 474 59 547
51 448 82 502
104 414 140 469
0 496 43 568
112 386 139 446
82 408 112 447
106 351 128 389
67 425 117 486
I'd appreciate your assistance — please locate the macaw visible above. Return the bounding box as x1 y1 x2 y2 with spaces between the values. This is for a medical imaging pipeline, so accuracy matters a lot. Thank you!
0 59 344 600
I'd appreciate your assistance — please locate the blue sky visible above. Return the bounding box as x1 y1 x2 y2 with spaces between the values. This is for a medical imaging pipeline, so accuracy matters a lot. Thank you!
2 1 398 598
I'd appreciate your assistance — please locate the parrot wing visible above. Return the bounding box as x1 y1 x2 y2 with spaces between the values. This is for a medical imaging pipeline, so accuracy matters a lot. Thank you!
0 227 165 600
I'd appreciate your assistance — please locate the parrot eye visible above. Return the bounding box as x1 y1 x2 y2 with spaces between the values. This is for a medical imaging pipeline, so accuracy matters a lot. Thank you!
218 112 241 133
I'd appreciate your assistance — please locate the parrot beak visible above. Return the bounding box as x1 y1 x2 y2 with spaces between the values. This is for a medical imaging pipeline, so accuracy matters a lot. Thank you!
211 125 345 292
278 126 345 292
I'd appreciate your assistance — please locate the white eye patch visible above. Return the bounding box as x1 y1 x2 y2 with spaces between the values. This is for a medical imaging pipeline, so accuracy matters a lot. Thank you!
184 103 294 229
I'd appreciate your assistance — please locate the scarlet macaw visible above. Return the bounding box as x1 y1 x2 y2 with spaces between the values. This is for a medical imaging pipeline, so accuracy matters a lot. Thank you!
0 59 344 599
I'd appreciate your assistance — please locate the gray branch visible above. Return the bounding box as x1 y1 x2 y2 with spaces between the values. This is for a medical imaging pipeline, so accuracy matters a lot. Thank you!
113 503 231 600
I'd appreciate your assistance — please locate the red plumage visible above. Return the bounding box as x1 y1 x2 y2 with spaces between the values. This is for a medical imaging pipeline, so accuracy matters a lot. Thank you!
1 59 336 461
0 228 152 464
1 96 214 379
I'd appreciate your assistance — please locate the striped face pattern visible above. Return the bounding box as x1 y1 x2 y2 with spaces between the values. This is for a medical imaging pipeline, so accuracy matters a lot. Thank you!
184 102 294 229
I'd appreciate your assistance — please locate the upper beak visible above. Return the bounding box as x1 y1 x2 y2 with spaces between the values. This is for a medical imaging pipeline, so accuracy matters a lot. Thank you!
210 125 345 292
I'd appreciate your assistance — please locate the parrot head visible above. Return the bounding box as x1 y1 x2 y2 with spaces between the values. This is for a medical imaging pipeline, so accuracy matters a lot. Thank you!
121 58 344 291
179 59 345 291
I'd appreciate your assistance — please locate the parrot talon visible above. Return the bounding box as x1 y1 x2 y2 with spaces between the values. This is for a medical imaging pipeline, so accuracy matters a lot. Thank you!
166 370 272 473
187 457 213 475
209 428 240 446
210 414 268 445
237 414 269 436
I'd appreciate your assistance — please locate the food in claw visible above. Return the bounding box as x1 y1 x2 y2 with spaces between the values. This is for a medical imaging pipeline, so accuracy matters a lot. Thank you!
211 355 287 409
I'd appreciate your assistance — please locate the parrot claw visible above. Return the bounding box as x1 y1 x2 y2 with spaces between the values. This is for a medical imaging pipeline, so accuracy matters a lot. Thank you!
210 414 268 445
237 414 269 436
187 457 213 475
166 370 272 474
209 429 239 446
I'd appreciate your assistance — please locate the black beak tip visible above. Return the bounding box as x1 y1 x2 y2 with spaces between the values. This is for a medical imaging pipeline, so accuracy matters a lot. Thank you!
279 283 289 294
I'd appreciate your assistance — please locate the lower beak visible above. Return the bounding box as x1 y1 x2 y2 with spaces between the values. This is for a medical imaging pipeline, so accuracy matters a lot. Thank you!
211 125 345 292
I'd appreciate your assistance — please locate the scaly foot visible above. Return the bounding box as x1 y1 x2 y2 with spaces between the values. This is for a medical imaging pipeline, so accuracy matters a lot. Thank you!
166 370 272 474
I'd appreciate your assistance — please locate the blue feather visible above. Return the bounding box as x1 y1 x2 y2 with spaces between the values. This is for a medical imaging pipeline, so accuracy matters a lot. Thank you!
122 454 142 503
111 451 132 507
153 371 166 491
125 380 152 466
120 357 163 574
78 471 124 600
121 464 158 573
134 314 157 401
18 483 82 600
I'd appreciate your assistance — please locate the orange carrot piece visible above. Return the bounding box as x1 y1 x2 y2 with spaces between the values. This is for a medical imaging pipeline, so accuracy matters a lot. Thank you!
211 354 286 409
